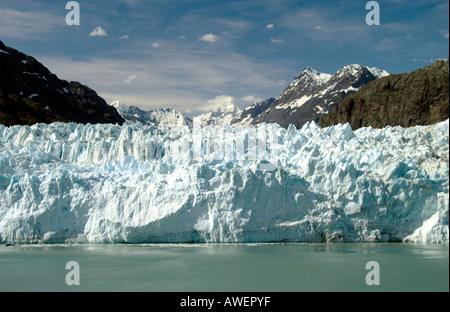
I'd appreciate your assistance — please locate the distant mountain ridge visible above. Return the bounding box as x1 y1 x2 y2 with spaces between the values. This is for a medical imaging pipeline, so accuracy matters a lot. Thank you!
319 60 449 130
232 64 390 129
112 64 390 129
110 101 192 127
0 40 124 126
110 99 243 128
3 41 444 131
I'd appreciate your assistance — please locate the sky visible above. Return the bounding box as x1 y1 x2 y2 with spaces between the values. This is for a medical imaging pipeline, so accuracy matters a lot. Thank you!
0 0 448 116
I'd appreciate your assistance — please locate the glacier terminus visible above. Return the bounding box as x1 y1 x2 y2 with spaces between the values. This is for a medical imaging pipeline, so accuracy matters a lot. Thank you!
0 120 448 244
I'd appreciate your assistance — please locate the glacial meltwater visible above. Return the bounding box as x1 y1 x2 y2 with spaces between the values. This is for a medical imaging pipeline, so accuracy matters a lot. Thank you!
0 243 448 292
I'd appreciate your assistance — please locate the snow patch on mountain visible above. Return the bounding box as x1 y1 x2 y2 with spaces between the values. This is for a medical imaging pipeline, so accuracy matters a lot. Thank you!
0 119 447 244
276 95 312 110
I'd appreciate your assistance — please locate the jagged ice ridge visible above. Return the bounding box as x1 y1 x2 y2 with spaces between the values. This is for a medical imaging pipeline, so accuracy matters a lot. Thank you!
0 120 448 244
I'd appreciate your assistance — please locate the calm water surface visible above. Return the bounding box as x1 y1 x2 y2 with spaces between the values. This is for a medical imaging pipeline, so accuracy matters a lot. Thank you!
0 243 448 292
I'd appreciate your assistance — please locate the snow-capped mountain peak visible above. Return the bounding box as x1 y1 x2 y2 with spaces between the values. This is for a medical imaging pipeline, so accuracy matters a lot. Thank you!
300 66 333 85
284 67 332 94
232 63 390 129
367 66 390 79
335 64 390 80
276 67 332 105
193 101 242 127
109 101 191 127
110 100 129 114
336 64 363 76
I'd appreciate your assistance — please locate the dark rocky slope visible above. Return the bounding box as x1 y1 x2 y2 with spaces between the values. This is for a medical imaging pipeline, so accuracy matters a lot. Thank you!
0 40 124 126
319 60 449 130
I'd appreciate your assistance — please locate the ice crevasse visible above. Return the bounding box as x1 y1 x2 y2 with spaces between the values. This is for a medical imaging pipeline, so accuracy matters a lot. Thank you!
0 120 448 244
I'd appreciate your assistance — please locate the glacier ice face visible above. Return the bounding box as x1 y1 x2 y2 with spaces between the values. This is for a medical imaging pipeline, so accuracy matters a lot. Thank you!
0 120 448 244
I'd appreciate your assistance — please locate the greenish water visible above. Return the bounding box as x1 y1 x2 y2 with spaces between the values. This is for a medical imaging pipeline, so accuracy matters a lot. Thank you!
0 243 448 292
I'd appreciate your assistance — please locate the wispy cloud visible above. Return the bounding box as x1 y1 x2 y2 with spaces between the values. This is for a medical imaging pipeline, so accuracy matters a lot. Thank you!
285 10 368 43
0 8 62 39
38 50 287 115
270 38 284 44
89 26 108 37
124 75 137 84
118 0 141 6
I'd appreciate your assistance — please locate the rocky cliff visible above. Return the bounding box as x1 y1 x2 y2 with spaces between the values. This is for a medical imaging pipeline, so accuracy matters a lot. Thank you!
319 60 449 130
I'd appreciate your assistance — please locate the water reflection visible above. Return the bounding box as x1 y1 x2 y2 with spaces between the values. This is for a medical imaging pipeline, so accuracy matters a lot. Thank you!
1 243 448 292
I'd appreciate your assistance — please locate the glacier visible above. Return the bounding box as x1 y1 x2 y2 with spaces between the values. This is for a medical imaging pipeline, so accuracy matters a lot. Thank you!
0 120 448 244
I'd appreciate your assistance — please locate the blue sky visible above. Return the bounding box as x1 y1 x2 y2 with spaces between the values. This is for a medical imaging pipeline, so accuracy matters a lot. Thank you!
1 0 448 116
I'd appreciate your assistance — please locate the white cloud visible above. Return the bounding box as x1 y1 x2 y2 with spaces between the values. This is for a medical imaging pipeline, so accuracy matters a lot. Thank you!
89 26 108 37
270 38 284 44
120 35 129 40
241 95 263 104
199 33 218 43
445 33 449 39
151 42 160 48
124 75 137 84
266 24 274 29
197 95 235 112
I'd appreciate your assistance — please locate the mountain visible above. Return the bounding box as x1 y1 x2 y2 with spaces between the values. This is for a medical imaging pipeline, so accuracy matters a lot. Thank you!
193 101 242 127
231 98 276 127
110 101 192 127
232 64 389 129
0 41 124 126
319 60 449 130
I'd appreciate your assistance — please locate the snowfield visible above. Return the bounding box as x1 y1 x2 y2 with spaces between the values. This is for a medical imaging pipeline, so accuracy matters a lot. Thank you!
0 120 448 244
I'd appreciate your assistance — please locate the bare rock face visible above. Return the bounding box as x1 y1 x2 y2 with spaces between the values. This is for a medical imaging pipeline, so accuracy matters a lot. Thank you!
0 40 124 126
319 60 449 130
